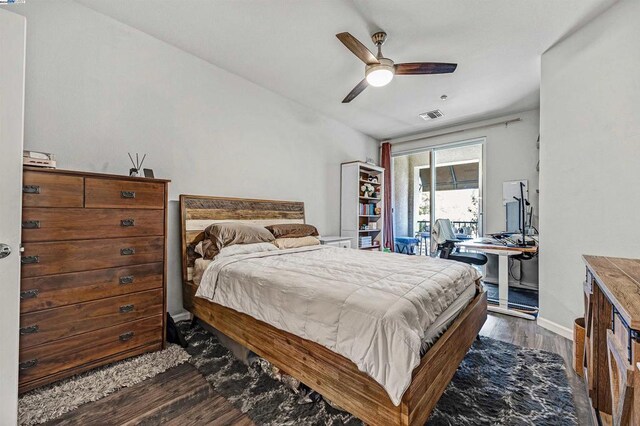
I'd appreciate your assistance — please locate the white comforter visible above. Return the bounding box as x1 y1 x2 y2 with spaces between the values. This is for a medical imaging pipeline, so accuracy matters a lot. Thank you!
196 246 480 405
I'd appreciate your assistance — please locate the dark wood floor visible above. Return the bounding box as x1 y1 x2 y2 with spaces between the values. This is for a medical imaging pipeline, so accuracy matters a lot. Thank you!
480 313 592 425
51 313 589 425
47 362 253 426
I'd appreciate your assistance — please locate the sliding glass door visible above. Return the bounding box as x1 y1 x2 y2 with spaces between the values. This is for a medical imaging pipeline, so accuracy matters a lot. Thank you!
432 144 482 238
392 140 483 254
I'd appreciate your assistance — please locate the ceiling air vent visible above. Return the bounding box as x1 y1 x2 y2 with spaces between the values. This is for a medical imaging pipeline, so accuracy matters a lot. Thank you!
419 109 444 120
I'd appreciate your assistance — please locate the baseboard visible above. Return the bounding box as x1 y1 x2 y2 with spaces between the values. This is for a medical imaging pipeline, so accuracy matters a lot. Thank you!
537 316 573 341
170 311 192 322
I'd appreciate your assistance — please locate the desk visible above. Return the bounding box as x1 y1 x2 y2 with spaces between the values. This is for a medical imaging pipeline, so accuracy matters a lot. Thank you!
458 240 538 320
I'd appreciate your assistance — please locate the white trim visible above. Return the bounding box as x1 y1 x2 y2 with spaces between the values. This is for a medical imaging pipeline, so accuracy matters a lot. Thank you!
537 316 574 341
391 136 486 157
171 311 192 323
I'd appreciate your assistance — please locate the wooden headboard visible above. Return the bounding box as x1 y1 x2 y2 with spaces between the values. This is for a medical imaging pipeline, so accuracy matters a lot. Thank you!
179 195 306 283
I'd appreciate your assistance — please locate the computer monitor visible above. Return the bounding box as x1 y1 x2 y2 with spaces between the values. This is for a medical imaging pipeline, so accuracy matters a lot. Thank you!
505 201 520 233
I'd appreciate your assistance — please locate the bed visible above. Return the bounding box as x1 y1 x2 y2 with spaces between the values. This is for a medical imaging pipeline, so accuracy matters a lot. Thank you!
180 194 487 426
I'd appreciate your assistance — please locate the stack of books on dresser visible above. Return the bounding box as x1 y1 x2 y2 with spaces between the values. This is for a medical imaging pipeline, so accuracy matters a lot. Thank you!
359 236 372 247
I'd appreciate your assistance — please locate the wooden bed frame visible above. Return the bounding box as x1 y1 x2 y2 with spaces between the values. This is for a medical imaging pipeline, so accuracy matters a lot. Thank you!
180 194 487 426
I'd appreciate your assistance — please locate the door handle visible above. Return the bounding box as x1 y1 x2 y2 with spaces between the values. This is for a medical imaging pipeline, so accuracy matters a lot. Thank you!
19 359 38 370
120 248 135 256
119 304 134 313
119 331 134 342
22 185 40 194
120 219 135 227
0 244 11 260
20 289 39 299
22 221 40 229
20 325 39 335
21 255 39 264
119 275 134 285
120 191 136 199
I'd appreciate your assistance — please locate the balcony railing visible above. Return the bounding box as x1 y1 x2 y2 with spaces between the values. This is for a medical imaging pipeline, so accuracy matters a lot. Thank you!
451 221 478 236
415 220 478 235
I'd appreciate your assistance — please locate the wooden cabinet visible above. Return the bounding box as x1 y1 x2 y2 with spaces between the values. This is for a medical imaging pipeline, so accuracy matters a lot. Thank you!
583 256 640 426
84 177 165 209
22 171 84 208
18 167 169 393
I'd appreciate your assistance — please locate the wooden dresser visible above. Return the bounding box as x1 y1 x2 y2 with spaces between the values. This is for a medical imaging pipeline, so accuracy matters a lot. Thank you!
19 167 169 393
583 255 640 426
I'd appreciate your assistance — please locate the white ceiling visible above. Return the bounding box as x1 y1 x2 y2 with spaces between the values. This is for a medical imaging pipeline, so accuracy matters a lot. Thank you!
76 0 615 140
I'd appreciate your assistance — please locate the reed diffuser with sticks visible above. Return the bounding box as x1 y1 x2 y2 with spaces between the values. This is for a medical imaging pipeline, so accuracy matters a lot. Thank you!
128 153 146 177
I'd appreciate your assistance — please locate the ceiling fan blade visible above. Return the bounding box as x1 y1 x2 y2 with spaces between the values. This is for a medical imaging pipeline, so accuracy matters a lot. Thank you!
395 62 458 75
336 32 379 65
342 79 368 103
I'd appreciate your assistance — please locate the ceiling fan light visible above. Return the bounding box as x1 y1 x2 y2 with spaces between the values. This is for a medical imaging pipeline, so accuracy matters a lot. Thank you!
366 68 394 87
365 59 395 87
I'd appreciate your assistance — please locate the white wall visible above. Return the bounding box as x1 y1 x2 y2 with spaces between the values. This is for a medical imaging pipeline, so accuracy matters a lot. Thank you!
7 0 377 316
389 109 540 235
539 0 640 331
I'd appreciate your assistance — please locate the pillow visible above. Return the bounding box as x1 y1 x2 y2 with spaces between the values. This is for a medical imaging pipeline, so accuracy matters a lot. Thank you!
192 258 212 286
202 222 275 259
216 242 279 259
265 224 319 239
194 241 206 257
273 236 321 249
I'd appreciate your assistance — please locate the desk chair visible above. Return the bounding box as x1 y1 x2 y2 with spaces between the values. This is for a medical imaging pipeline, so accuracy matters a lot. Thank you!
430 219 488 266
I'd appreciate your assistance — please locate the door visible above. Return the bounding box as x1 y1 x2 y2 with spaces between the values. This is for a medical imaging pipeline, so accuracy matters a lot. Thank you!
432 143 483 238
0 8 26 425
392 139 484 254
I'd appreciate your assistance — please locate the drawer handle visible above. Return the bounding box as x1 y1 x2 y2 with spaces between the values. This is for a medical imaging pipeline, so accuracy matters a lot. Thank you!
19 359 38 370
119 275 134 285
21 256 39 265
20 325 39 335
22 220 41 229
119 304 134 313
120 219 135 227
120 248 135 256
121 191 136 199
20 289 39 299
22 185 40 194
119 331 134 342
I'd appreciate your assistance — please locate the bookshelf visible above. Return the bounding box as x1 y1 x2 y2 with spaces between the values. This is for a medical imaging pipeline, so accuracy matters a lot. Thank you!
341 161 384 250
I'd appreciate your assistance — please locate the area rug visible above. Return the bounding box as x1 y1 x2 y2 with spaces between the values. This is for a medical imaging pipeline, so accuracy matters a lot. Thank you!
181 321 578 426
18 344 190 425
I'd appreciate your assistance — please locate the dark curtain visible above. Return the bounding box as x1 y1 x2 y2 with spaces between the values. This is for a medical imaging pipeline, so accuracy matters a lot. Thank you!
381 142 394 251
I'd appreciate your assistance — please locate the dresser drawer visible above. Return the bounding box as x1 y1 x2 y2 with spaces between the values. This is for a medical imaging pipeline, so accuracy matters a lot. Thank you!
85 178 164 209
324 240 352 248
22 208 164 242
21 236 164 278
19 315 163 386
20 263 163 312
20 289 163 349
22 171 84 208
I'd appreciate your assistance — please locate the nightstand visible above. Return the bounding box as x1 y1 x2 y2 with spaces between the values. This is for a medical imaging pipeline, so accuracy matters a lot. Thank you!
318 236 352 249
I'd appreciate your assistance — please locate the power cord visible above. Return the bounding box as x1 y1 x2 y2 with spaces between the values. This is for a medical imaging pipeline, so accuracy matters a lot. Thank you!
509 257 523 281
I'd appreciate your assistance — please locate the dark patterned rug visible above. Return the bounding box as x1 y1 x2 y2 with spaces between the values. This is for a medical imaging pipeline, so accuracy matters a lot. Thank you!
179 321 578 425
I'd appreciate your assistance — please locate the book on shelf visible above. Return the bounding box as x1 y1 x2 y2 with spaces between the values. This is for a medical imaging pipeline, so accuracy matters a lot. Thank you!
359 236 372 247
359 203 378 216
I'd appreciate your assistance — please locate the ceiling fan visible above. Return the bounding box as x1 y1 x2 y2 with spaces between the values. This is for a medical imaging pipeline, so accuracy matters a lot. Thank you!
336 31 457 103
